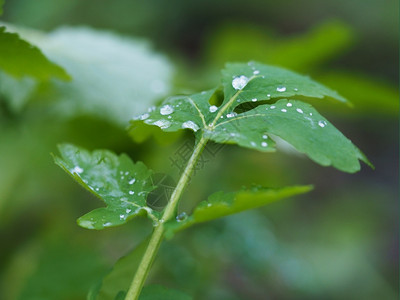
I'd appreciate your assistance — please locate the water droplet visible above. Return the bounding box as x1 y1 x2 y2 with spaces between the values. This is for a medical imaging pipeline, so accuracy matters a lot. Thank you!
253 70 260 75
232 75 249 90
148 106 156 112
119 214 125 220
296 108 303 114
251 141 257 147
121 176 125 179
167 115 172 119
209 105 218 113
160 104 174 115
126 208 132 213
270 106 276 109
124 171 129 175
129 191 134 195
220 116 224 119
281 109 287 112
201 91 207 95
252 98 257 102
294 88 299 91
129 178 136 185
153 119 171 129
262 135 268 139
95 187 100 191
182 121 199 132
277 86 287 92
207 203 212 207
267 94 271 98
226 112 237 118
176 212 188 222
309 113 313 116
139 113 150 120
261 142 268 147
286 103 293 107
104 222 112 227
318 121 327 128
72 166 83 174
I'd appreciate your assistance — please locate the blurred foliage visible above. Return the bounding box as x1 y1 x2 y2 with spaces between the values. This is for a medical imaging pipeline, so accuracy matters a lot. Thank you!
0 0 398 299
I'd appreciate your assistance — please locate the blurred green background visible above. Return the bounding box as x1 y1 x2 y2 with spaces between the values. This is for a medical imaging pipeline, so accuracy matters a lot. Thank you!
0 0 398 299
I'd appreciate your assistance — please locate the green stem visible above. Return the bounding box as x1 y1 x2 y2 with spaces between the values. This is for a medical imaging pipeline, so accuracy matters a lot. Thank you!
125 135 208 300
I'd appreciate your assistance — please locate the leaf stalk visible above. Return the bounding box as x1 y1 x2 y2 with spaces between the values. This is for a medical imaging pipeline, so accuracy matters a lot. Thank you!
125 135 208 300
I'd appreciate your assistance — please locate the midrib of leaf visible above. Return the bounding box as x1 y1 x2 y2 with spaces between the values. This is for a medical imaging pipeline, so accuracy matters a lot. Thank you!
214 113 266 129
187 97 207 128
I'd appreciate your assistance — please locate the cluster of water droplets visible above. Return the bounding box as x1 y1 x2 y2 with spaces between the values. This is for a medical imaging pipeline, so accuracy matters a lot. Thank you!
265 101 328 129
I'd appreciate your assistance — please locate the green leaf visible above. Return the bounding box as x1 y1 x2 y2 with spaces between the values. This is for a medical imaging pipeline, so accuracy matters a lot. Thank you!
0 26 173 124
0 27 70 81
53 144 159 230
0 0 4 16
34 27 173 126
139 285 192 300
165 185 313 238
130 62 371 172
221 62 346 103
207 99 371 172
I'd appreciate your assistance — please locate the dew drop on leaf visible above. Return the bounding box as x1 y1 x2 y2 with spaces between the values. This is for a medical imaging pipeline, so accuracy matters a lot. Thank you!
129 178 136 185
232 75 249 90
153 119 171 129
182 121 199 132
139 113 150 120
209 105 218 113
176 212 187 222
261 142 268 147
252 98 257 102
71 166 83 174
281 109 287 112
296 108 304 114
253 70 260 75
277 85 287 92
318 121 327 128
286 103 293 107
160 104 174 115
